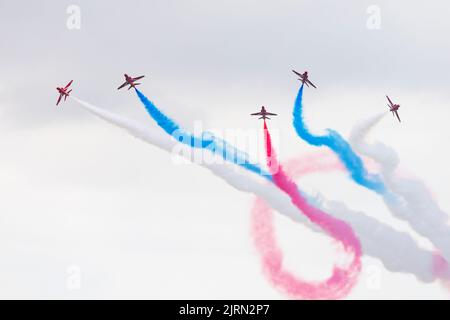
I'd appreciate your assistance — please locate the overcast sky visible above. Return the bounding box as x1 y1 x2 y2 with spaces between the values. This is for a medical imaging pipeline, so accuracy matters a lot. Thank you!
1 0 450 299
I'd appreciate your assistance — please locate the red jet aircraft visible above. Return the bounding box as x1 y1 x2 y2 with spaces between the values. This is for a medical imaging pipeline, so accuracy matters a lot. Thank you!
386 95 401 122
292 70 317 89
251 106 277 120
117 74 145 90
56 80 73 106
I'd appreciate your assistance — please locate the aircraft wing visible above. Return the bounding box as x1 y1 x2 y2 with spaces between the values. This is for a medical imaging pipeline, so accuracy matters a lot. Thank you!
117 82 128 90
56 94 62 106
132 76 145 81
292 69 302 77
64 80 73 89
306 80 317 89
395 111 401 122
266 112 277 116
386 95 394 106
251 112 262 116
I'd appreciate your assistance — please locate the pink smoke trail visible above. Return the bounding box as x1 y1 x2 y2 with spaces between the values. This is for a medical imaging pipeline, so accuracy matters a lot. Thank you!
254 120 362 299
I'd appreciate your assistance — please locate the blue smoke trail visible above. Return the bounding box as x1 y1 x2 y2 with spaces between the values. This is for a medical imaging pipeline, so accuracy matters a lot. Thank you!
135 88 270 178
293 85 385 193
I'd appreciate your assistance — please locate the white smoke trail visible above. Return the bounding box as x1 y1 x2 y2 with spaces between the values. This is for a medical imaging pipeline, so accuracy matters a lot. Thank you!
349 112 450 271
71 97 443 282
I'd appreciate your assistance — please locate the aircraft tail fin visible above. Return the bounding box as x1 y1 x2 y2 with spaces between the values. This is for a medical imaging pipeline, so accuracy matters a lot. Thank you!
64 90 72 101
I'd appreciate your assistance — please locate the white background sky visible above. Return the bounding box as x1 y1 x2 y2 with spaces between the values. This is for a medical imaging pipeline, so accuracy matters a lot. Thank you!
1 0 450 299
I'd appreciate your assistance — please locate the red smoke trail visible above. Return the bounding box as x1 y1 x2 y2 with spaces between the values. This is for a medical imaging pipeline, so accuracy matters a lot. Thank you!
254 120 362 299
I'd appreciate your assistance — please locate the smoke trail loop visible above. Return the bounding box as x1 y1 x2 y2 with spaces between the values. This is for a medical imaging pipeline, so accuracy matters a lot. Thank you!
259 120 362 299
